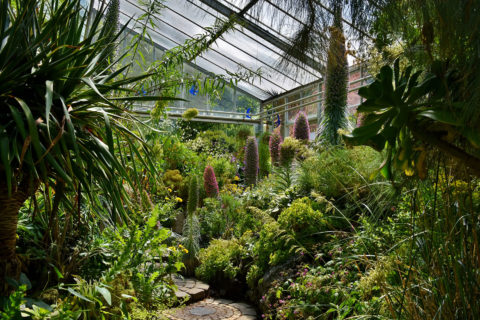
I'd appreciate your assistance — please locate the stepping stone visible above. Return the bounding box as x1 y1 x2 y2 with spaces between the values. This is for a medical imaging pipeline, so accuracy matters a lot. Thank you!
173 277 211 303
164 300 256 320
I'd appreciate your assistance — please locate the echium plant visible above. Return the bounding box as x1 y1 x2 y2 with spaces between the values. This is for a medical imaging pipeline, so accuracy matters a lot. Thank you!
293 112 310 142
279 137 298 167
321 4 348 146
203 166 219 198
98 0 119 69
187 176 199 216
259 132 271 177
269 129 283 166
244 137 259 186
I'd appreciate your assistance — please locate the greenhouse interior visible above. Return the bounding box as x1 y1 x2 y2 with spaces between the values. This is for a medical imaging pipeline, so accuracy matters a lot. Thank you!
1 0 479 319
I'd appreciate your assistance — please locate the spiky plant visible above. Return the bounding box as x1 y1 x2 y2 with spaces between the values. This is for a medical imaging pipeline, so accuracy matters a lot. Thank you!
321 4 348 146
259 132 271 177
293 112 310 142
244 136 259 186
0 0 175 293
99 0 119 69
187 176 199 216
203 166 219 198
269 130 283 167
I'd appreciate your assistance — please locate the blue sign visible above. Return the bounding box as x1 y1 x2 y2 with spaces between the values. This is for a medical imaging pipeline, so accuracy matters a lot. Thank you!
274 114 281 128
189 84 198 96
245 108 251 119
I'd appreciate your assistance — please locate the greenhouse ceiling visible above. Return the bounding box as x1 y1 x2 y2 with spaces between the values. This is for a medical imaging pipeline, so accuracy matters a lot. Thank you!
113 0 325 100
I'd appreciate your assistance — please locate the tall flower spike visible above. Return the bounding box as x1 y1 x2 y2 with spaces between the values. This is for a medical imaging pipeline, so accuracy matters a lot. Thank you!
203 165 219 198
293 112 310 142
187 176 199 216
244 136 259 186
269 130 283 166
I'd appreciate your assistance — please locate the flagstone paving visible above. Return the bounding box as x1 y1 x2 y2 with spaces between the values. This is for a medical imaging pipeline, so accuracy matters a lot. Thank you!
166 276 258 320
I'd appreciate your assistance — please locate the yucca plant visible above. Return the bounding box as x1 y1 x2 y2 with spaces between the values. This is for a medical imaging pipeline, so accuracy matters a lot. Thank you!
0 0 177 294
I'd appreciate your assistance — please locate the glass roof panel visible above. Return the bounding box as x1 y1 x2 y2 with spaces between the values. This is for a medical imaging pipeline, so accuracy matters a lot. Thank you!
114 0 324 100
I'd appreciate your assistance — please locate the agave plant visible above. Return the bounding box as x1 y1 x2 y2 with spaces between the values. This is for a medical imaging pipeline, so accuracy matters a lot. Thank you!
0 0 177 294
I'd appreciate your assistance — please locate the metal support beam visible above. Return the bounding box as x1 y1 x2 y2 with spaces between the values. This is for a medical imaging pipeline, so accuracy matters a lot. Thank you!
198 0 324 74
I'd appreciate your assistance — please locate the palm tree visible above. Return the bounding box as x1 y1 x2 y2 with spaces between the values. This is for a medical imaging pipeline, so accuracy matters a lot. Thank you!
0 0 174 294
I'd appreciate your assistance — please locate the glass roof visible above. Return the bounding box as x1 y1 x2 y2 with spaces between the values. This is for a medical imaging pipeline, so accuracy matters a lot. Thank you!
115 0 324 100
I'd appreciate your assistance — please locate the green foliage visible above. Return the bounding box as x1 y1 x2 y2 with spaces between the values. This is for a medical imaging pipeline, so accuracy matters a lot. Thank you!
186 130 236 156
187 176 199 216
0 0 170 220
196 238 247 282
182 214 201 275
163 169 183 189
279 137 300 167
244 137 259 186
258 132 271 177
182 108 199 120
277 197 326 237
298 147 384 199
208 156 236 189
321 5 348 146
344 58 480 178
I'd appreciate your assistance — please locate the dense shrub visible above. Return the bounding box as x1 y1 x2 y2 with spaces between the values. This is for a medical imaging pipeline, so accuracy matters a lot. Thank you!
277 197 326 237
203 166 219 198
244 137 259 186
209 156 236 189
195 238 247 282
293 112 310 142
298 146 384 199
163 169 183 189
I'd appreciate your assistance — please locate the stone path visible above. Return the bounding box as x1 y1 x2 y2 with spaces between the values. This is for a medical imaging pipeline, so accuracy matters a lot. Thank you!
164 299 257 320
166 276 258 319
173 276 210 302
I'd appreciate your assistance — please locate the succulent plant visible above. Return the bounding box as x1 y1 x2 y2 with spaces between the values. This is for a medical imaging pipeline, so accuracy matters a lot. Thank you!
244 136 259 186
187 175 199 215
269 130 283 166
203 165 219 198
293 112 310 142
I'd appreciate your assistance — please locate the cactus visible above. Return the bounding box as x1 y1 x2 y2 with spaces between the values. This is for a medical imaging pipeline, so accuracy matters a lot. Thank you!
293 112 310 142
269 130 283 166
203 166 219 198
187 175 199 216
244 137 259 186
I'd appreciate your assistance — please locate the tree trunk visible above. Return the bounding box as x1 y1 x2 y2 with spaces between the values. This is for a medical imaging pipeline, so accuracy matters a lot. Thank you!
0 179 30 296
